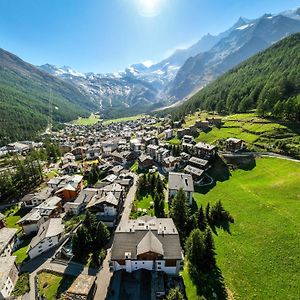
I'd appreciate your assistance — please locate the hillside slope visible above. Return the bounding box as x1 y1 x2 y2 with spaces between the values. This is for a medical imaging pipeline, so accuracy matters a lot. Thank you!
167 14 300 101
0 48 96 144
167 33 300 121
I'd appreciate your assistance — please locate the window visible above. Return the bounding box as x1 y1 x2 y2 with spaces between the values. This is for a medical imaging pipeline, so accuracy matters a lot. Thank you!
157 262 161 265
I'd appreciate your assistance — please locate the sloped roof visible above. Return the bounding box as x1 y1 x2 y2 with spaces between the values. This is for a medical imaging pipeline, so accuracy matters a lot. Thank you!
137 231 164 256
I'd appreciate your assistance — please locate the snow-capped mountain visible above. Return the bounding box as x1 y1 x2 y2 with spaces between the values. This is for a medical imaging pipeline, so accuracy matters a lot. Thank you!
39 7 300 113
166 12 300 101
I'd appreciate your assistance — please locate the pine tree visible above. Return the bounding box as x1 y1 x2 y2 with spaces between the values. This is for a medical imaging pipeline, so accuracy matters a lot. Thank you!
196 205 207 231
185 228 206 271
170 188 189 238
95 221 110 249
205 203 210 223
204 228 216 269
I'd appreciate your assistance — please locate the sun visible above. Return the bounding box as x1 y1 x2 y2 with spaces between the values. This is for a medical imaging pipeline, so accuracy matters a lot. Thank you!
138 0 162 18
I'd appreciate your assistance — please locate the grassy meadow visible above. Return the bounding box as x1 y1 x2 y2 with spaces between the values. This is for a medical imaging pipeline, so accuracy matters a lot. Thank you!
183 157 300 300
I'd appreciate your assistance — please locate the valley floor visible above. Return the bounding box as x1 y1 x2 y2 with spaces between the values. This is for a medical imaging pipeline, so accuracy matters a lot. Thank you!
183 157 300 299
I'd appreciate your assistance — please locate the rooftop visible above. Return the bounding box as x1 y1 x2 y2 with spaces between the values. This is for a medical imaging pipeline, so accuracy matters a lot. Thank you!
0 256 16 289
0 227 17 254
168 172 194 192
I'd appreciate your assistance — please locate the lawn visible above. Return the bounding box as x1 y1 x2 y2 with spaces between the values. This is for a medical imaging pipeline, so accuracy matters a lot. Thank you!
2 205 29 232
167 137 182 145
184 157 300 300
72 113 101 125
193 112 300 158
37 272 75 300
13 236 32 264
102 114 145 125
130 160 139 173
131 194 155 218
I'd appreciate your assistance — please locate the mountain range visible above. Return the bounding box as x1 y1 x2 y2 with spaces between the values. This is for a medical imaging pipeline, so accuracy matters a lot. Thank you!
0 7 300 143
166 32 300 122
38 7 300 111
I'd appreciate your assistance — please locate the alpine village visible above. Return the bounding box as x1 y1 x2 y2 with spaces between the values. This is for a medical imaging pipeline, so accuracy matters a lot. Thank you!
0 2 300 300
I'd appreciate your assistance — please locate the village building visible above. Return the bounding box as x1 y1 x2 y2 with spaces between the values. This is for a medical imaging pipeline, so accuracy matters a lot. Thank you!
195 120 210 130
71 146 87 160
225 138 246 152
162 156 180 173
21 187 53 208
188 156 209 170
61 162 80 175
168 172 194 205
17 196 63 235
28 218 64 259
110 216 183 275
155 148 170 163
0 256 19 299
182 135 195 144
7 142 30 154
138 154 154 170
183 165 205 183
64 188 98 216
146 144 160 159
164 129 174 140
194 142 217 159
0 227 18 257
55 175 83 202
206 117 222 126
64 274 97 300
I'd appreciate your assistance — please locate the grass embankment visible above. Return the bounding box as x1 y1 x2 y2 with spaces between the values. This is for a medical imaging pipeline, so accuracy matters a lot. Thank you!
72 113 101 125
184 157 300 300
102 114 145 125
13 273 30 297
188 112 300 157
37 272 75 300
2 205 30 232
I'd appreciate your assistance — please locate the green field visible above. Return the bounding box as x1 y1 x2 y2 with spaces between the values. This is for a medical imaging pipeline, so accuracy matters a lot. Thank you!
184 157 300 300
188 112 300 158
102 114 145 125
72 113 101 125
37 272 75 300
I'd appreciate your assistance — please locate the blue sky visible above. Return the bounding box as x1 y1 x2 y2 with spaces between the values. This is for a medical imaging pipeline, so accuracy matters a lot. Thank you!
0 0 299 73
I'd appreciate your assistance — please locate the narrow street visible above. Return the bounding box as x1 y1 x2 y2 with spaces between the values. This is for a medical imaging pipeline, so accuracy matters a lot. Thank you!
93 173 138 300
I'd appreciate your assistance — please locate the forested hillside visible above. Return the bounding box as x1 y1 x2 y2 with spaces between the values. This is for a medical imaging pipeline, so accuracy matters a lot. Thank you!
0 48 97 144
167 33 300 121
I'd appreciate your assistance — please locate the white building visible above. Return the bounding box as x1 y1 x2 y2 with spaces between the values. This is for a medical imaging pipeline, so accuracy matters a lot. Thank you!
164 129 173 140
0 256 19 299
110 216 183 275
17 196 62 235
168 172 194 205
28 218 64 259
0 227 18 257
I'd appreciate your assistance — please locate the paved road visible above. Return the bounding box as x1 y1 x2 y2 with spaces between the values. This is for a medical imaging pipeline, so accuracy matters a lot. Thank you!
94 173 138 300
220 151 300 163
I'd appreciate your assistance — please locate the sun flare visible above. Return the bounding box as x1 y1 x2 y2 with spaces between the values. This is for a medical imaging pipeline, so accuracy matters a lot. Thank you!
138 0 162 17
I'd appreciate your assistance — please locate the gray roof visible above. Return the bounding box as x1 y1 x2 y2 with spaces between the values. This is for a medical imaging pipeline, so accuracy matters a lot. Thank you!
137 231 164 256
111 217 182 260
195 142 216 151
184 165 205 177
74 188 98 204
0 256 16 289
168 172 194 192
189 156 209 167
0 227 17 254
30 218 64 249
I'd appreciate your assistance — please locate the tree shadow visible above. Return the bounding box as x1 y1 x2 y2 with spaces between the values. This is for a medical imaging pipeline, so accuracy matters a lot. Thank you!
190 266 227 300
208 155 231 183
210 220 232 235
56 274 76 298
